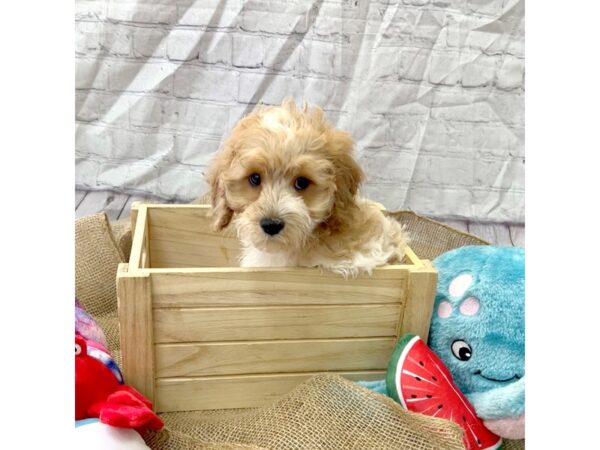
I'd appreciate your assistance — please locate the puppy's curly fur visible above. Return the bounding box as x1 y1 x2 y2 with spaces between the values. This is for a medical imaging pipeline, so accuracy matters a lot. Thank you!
207 98 408 277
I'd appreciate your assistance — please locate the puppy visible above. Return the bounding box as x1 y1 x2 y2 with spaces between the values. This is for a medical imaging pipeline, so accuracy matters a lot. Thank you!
206 98 408 277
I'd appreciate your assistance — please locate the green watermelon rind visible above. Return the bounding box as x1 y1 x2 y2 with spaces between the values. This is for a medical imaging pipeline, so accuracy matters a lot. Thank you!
386 333 418 405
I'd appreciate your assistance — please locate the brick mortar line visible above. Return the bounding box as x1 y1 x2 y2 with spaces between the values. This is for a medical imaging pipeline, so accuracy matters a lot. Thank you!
75 120 524 155
75 76 525 98
75 152 524 193
75 7 518 28
75 62 525 93
76 120 227 140
74 105 523 127
73 34 525 59
74 52 525 67
75 89 525 126
75 151 209 169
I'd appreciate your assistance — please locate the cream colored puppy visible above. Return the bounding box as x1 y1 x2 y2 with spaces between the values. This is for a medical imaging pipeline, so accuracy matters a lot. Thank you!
207 99 408 277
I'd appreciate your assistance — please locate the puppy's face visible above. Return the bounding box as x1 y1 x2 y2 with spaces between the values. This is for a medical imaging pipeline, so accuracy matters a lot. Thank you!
207 99 363 253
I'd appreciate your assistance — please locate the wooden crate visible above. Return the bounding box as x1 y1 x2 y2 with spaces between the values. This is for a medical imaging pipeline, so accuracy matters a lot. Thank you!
117 203 437 412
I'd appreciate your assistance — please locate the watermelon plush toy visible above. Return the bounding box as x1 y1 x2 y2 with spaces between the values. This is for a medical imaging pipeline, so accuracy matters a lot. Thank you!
387 334 502 450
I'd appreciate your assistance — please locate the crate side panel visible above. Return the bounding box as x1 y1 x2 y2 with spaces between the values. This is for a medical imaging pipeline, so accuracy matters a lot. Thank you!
149 235 240 268
155 371 386 412
154 305 402 343
150 268 408 307
129 206 148 270
155 337 396 377
400 261 437 339
117 267 155 401
147 207 240 268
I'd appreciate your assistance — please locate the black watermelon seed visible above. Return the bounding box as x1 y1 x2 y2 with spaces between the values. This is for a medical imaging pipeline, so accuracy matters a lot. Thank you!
411 394 417 398
419 361 424 366
437 404 443 409
415 376 422 381
462 416 466 422
432 376 437 381
477 438 481 445
426 395 432 399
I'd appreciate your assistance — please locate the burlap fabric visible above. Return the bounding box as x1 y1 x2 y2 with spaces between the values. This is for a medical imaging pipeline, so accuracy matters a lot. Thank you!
75 213 125 365
75 209 524 450
146 374 465 450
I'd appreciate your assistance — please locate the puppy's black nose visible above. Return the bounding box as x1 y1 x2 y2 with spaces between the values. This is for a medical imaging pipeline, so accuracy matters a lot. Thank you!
260 218 285 236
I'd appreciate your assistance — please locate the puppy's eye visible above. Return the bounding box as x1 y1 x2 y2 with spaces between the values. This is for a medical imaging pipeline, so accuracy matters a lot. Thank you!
249 173 261 187
294 177 311 191
451 340 472 361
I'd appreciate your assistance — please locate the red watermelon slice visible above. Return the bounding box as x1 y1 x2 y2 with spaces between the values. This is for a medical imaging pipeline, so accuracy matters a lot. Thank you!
386 334 502 450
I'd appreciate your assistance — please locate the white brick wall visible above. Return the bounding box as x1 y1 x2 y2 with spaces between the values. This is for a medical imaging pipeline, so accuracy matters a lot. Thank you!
75 0 525 223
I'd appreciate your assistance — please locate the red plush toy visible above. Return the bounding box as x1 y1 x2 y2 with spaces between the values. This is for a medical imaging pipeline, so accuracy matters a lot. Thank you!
75 335 163 433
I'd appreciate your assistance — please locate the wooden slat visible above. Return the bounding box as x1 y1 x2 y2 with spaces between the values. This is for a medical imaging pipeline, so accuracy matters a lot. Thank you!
467 223 512 246
129 206 148 271
154 304 402 343
438 219 469 233
155 371 386 412
75 190 130 220
149 232 240 268
492 224 513 246
155 337 396 377
150 268 407 307
142 215 151 269
509 224 525 247
120 195 151 221
399 261 437 339
119 195 179 220
75 189 87 209
404 247 422 266
116 264 156 401
148 206 240 268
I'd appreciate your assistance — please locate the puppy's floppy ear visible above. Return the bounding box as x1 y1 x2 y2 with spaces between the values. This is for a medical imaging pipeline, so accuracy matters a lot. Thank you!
206 148 234 231
326 128 364 208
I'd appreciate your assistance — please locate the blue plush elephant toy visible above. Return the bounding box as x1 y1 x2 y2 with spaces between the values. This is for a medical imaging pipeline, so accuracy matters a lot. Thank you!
428 245 525 439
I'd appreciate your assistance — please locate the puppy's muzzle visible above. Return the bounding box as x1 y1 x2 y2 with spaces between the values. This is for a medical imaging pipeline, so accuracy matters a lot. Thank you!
260 218 285 236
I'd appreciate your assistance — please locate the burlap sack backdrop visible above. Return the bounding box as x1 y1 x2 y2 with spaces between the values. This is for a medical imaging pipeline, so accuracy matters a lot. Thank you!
75 209 524 450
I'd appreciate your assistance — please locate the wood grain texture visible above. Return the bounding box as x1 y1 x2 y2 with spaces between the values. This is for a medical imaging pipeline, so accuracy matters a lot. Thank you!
509 224 525 247
148 206 240 268
153 304 402 343
75 189 87 209
119 195 179 220
437 219 469 233
154 371 386 412
128 206 148 271
116 264 156 401
76 190 129 220
399 260 437 339
468 222 513 246
155 337 396 377
120 195 148 221
149 233 240 268
106 202 522 412
150 268 407 307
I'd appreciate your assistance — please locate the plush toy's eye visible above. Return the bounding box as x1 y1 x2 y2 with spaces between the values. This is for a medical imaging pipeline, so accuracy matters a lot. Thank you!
294 177 311 191
249 173 261 187
75 343 82 355
451 340 472 361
